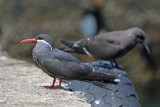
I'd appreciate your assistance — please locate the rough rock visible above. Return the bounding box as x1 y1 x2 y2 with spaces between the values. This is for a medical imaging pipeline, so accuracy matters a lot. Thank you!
0 50 91 107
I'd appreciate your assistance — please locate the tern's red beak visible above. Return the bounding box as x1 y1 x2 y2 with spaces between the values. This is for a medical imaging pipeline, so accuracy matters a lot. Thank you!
20 38 37 43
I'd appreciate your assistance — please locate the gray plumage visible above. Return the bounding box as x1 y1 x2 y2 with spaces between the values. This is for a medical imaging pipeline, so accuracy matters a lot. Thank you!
61 27 150 66
31 34 117 88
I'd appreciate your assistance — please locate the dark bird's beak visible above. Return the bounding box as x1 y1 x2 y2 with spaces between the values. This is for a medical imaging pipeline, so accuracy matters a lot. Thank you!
20 38 37 43
141 41 150 55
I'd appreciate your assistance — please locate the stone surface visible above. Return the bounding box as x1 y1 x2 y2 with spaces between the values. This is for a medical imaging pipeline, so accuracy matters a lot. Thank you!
0 50 91 107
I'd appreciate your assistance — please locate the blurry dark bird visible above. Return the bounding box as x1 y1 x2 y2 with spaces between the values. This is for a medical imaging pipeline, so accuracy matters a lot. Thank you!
20 34 118 90
61 27 150 68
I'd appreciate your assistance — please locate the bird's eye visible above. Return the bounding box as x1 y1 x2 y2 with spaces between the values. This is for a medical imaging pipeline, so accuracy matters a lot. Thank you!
37 37 43 40
138 35 144 40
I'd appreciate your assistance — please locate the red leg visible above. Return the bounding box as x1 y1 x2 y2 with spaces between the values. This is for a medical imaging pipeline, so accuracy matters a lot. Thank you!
51 77 56 88
51 79 62 90
43 77 56 89
58 79 62 89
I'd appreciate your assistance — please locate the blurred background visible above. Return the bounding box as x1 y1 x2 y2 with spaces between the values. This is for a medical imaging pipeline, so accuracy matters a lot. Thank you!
0 0 159 106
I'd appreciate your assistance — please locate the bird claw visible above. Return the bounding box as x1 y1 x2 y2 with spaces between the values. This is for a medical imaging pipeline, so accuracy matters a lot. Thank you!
114 65 124 71
51 88 61 90
43 86 61 90
43 86 53 89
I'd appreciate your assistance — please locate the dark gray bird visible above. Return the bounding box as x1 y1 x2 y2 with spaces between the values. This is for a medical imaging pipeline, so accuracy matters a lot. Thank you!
61 27 150 68
20 34 118 90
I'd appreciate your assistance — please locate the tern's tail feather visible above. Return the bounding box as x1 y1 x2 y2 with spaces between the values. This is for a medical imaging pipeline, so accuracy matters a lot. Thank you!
79 72 119 83
78 72 119 89
61 40 75 48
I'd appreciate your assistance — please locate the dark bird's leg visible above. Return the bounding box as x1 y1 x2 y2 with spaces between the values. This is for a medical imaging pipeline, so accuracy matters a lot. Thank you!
110 60 114 68
113 59 124 70
110 59 124 70
113 59 118 67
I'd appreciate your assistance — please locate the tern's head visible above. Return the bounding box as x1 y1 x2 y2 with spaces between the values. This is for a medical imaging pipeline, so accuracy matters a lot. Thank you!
20 34 54 50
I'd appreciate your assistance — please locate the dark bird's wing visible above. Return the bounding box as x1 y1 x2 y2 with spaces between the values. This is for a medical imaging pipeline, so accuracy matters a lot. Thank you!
74 31 128 59
77 31 125 48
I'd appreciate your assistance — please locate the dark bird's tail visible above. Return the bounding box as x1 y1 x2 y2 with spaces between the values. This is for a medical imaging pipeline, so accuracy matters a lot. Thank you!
60 47 76 53
78 72 119 89
61 40 75 48
61 40 86 54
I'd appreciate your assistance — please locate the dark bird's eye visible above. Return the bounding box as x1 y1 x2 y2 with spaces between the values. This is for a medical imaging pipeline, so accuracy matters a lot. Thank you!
138 35 144 40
